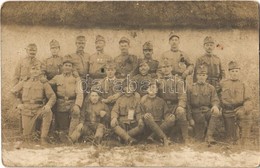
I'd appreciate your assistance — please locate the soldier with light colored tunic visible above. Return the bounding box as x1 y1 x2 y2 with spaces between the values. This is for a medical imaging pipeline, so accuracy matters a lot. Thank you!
114 37 138 79
89 35 112 79
194 36 225 91
43 40 63 80
11 64 56 145
49 56 83 143
219 61 254 145
187 64 220 143
161 31 194 80
13 43 44 86
141 81 174 146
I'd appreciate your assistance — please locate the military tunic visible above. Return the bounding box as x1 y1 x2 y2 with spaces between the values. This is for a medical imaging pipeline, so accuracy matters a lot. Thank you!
43 55 63 80
135 58 159 76
132 74 153 97
89 52 112 79
114 54 138 79
70 51 90 80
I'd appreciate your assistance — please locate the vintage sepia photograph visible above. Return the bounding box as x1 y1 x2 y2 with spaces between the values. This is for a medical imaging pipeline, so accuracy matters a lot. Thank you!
1 1 259 167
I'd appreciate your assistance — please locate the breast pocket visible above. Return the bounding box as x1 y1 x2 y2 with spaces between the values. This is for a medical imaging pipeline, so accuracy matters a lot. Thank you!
190 92 199 105
32 85 44 99
213 62 220 76
119 106 128 116
221 88 232 100
153 107 163 120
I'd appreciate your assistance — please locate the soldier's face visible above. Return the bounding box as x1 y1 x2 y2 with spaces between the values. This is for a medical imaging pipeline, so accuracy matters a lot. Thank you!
229 69 240 80
106 68 116 79
89 92 99 104
50 46 60 56
204 43 215 54
119 42 129 54
147 84 158 97
169 37 180 49
63 63 73 73
95 41 105 51
143 49 153 59
26 47 37 58
161 65 172 75
76 40 86 51
30 66 41 77
139 63 150 75
196 73 208 83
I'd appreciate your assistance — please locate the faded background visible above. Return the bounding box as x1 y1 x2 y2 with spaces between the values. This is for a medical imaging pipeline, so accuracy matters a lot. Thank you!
1 1 259 167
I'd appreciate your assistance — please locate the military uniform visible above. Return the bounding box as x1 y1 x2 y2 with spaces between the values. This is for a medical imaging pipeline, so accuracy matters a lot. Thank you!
114 37 138 79
219 61 253 144
13 44 44 86
43 40 63 80
89 35 112 79
49 57 83 142
11 66 56 144
111 93 144 144
70 98 110 144
187 65 220 142
194 36 225 91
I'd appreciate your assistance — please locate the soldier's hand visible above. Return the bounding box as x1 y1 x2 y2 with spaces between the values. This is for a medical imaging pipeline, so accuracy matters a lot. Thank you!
100 110 107 118
72 105 80 113
176 106 185 113
138 119 144 127
72 70 79 78
42 105 51 112
144 113 152 120
101 99 109 103
211 106 220 116
111 118 118 127
76 123 84 130
189 119 195 127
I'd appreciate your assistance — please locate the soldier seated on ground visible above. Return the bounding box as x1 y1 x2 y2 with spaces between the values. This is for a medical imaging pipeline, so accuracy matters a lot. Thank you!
219 61 254 146
141 81 175 146
70 90 110 145
11 64 56 146
48 56 83 144
187 64 221 144
110 81 145 145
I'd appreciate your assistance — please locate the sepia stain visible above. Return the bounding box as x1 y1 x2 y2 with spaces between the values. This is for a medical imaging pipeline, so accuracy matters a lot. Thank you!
216 43 224 50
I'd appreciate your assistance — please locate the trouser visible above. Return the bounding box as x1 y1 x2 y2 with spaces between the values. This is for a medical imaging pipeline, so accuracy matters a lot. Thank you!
222 109 239 142
21 108 52 140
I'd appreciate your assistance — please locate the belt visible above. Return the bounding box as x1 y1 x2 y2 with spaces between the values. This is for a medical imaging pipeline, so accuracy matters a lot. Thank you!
192 106 210 113
222 103 243 110
165 100 178 105
57 96 76 101
23 100 43 104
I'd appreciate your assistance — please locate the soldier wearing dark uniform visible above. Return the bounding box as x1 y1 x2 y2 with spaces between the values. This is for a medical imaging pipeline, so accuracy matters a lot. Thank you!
11 64 56 145
132 60 153 97
111 81 144 144
161 31 194 80
114 37 138 79
70 90 110 144
194 36 225 91
219 61 254 145
157 60 192 143
13 43 44 86
49 56 83 143
43 40 63 80
187 64 221 143
89 35 112 79
141 81 175 146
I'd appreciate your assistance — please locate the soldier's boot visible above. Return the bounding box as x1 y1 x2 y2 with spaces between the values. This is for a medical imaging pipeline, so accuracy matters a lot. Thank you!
16 135 31 149
224 116 238 144
69 124 84 143
94 124 105 145
239 119 252 146
205 116 218 144
40 137 49 146
178 120 190 144
194 122 206 141
113 126 135 144
40 109 53 146
128 122 145 138
69 111 80 136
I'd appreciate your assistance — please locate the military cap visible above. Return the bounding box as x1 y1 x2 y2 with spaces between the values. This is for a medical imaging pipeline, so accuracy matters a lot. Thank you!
50 39 60 48
27 43 37 49
169 31 179 40
196 64 208 74
63 55 74 65
228 61 240 70
119 36 130 44
204 36 215 44
158 60 172 68
95 35 105 43
143 41 153 50
76 36 86 41
105 60 116 69
138 59 148 67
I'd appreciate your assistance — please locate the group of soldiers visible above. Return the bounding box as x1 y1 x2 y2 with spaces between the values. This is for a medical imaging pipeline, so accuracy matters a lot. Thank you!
10 31 255 147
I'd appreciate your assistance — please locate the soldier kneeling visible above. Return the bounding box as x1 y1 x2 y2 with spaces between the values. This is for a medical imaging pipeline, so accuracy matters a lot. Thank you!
141 81 175 146
111 81 145 145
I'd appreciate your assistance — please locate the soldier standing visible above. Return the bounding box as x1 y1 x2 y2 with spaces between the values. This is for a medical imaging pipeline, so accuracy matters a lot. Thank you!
161 31 194 80
89 35 112 79
11 64 56 145
70 90 110 144
157 61 192 143
141 82 175 146
13 43 44 86
111 81 144 145
187 64 221 143
49 56 83 143
219 61 254 145
43 39 63 80
194 36 225 91
114 37 138 79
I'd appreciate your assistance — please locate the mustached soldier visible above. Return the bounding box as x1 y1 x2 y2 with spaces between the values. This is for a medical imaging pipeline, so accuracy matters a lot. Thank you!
70 90 110 144
141 81 174 146
49 56 83 143
111 81 144 145
187 64 220 143
11 64 56 145
219 61 254 145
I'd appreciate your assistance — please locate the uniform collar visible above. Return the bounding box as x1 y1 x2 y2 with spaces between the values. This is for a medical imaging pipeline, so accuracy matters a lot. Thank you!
163 74 173 79
106 76 116 81
30 76 39 81
52 55 59 58
171 48 179 52
63 72 72 77
76 50 84 55
97 50 104 55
